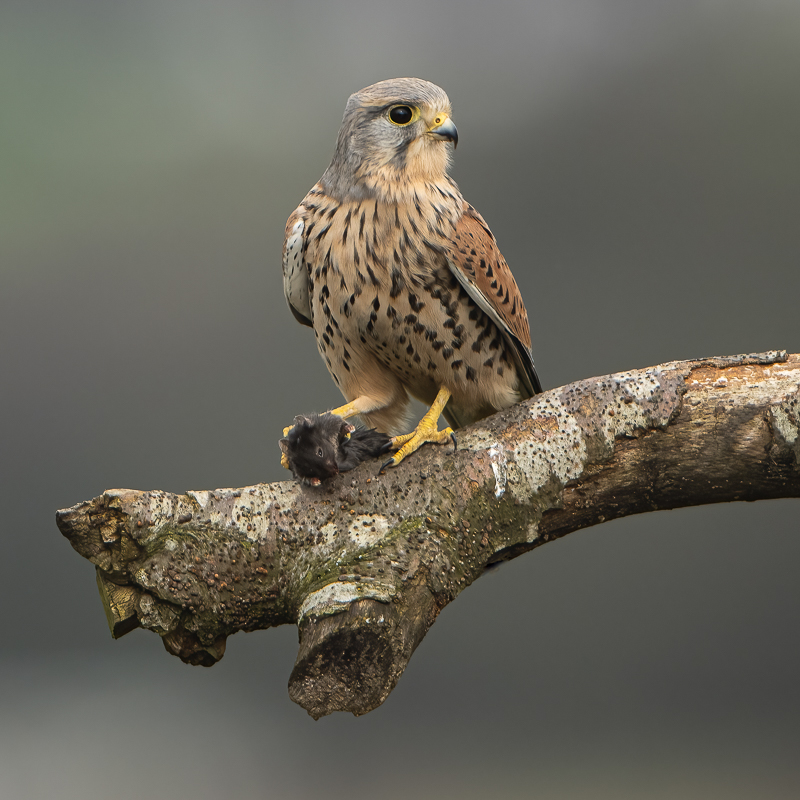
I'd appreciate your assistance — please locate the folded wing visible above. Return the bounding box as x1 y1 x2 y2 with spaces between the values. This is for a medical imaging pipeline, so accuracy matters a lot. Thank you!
446 205 542 396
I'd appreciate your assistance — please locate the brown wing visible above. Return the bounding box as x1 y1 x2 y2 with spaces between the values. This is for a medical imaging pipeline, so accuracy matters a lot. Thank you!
447 205 542 395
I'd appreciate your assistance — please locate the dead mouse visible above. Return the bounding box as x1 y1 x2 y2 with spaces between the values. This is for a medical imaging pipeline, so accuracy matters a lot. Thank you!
279 413 392 485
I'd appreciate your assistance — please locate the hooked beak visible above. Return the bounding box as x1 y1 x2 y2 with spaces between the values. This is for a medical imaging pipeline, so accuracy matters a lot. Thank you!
429 116 458 148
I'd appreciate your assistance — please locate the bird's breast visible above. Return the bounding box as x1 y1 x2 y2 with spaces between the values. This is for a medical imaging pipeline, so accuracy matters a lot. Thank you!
302 190 522 416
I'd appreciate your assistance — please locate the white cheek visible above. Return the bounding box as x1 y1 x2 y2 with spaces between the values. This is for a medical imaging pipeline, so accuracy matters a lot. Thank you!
407 138 449 177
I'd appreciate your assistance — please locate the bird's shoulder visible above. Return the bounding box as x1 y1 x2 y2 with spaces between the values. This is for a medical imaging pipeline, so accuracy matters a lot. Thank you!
284 183 362 263
282 183 328 246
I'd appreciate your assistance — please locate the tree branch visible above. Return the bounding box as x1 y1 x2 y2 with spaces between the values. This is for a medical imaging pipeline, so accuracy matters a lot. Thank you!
56 351 800 717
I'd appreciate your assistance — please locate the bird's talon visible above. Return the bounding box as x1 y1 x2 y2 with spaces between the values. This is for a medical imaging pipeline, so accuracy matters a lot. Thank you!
450 431 458 452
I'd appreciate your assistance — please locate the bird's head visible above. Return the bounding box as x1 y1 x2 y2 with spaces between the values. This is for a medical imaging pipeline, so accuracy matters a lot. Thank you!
322 77 458 201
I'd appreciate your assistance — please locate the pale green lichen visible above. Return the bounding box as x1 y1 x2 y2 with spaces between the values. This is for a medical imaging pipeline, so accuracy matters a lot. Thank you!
509 409 587 503
347 514 391 547
298 580 396 624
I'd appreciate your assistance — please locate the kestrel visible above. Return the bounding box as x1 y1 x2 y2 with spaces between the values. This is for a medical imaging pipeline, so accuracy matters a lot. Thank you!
282 77 541 466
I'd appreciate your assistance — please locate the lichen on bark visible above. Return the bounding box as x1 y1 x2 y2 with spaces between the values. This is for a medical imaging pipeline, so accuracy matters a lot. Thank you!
57 351 800 717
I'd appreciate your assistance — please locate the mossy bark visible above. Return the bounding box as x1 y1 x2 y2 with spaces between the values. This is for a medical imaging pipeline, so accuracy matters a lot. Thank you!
57 351 800 717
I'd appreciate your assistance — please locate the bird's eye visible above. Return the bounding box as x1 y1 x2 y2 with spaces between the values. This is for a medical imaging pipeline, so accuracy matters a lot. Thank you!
388 105 414 126
317 448 324 458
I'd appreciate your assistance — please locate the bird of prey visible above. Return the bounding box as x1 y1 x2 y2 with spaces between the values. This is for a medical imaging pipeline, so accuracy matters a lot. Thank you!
282 77 541 466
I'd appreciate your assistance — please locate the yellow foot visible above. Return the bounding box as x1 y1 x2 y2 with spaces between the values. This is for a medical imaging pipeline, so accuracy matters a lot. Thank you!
281 423 294 470
384 427 456 468
382 386 457 468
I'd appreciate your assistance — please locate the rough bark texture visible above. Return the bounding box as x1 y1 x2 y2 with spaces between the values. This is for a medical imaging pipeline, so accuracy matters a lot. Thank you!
56 351 800 717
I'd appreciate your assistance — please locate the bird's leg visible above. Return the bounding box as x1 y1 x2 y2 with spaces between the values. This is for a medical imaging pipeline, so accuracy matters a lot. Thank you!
384 386 456 468
326 401 363 420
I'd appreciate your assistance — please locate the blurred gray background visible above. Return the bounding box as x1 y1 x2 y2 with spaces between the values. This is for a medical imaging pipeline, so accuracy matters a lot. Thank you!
2 1 799 797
